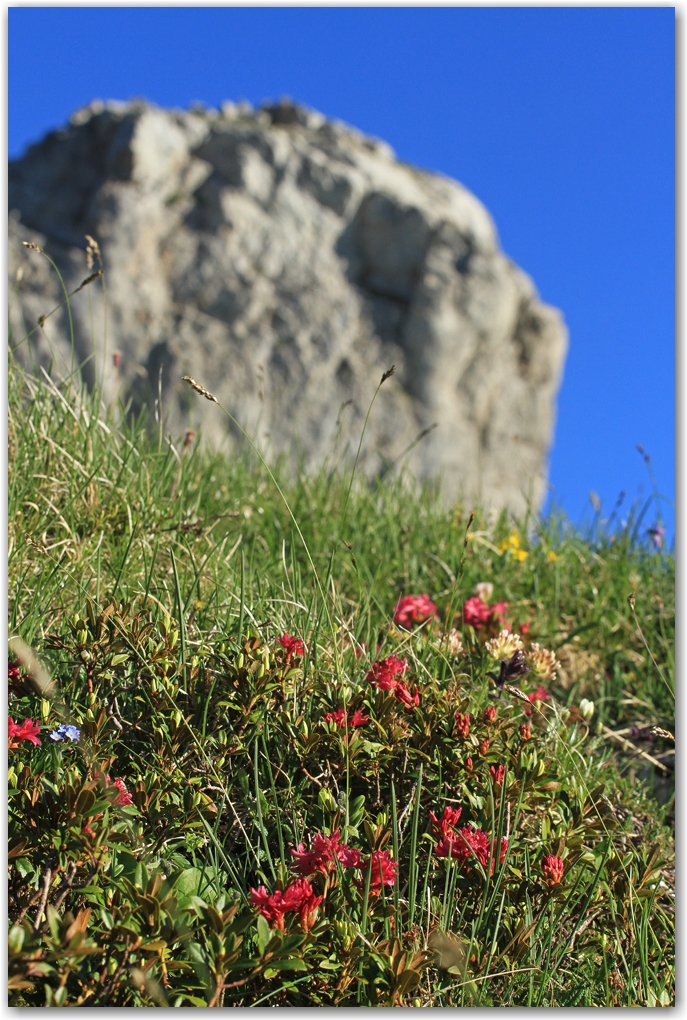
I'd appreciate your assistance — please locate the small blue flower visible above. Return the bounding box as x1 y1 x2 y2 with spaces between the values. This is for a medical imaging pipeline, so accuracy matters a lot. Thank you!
49 723 81 743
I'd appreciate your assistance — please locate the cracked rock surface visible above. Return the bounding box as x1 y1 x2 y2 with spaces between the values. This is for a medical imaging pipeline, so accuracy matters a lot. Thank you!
9 97 567 514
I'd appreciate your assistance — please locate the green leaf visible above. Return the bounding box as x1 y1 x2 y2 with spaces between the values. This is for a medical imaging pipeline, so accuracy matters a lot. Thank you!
318 788 337 814
349 794 366 826
173 868 204 904
256 914 271 955
186 942 213 1001
46 904 61 941
270 958 308 973
14 857 33 879
74 787 97 816
8 925 25 955
114 849 139 881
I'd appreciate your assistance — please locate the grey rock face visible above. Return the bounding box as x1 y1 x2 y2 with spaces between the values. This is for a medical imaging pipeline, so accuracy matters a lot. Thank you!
9 97 567 515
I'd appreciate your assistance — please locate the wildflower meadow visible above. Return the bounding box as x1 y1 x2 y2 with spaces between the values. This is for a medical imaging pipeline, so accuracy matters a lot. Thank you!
8 260 674 1006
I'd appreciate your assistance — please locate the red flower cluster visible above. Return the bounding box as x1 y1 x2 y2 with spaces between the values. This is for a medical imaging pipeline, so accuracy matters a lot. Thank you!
8 658 24 695
323 709 369 730
91 772 135 813
393 594 438 631
8 717 41 748
356 849 398 895
77 773 132 843
519 723 532 741
523 686 551 716
250 878 323 932
462 596 490 628
108 776 133 806
465 757 474 771
454 712 470 739
291 830 362 876
278 633 306 661
478 739 490 756
492 601 510 622
483 706 497 724
462 597 509 630
367 656 420 710
393 683 420 710
429 804 463 839
431 804 508 871
367 655 407 689
542 854 565 887
489 764 506 785
530 686 551 703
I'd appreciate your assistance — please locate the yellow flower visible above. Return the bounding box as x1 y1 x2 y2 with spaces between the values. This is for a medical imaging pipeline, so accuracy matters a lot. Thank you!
498 531 528 560
547 550 558 562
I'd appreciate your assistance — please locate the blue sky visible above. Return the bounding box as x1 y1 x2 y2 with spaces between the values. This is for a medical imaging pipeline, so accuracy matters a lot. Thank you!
9 7 675 542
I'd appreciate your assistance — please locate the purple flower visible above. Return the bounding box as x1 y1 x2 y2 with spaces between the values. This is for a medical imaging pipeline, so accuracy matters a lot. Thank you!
647 523 666 550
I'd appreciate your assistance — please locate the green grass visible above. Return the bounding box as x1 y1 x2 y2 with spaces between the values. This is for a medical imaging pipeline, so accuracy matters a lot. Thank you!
8 340 674 1007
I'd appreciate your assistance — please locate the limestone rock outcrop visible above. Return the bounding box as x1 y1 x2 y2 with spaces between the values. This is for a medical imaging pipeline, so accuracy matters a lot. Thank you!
9 97 567 514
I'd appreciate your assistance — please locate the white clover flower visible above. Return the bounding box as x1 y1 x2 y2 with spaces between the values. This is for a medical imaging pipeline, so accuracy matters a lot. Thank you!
485 629 523 661
473 581 494 603
446 628 463 657
527 643 561 682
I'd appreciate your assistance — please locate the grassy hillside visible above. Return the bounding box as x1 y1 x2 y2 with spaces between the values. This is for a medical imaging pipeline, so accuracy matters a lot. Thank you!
8 352 674 1006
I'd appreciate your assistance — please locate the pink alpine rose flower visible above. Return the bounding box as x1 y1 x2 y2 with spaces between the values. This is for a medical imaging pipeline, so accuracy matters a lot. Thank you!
462 596 492 629
394 680 421 710
291 830 361 876
356 849 398 895
523 686 551 716
324 709 369 730
393 594 438 630
110 778 133 806
367 656 420 711
250 878 322 932
367 655 408 690
278 634 306 662
429 805 463 839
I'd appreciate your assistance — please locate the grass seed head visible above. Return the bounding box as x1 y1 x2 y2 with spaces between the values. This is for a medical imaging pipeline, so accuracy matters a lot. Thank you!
182 375 219 403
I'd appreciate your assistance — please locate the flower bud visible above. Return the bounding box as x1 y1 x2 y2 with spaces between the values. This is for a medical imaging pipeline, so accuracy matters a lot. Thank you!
542 854 565 886
454 712 470 739
579 698 595 722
